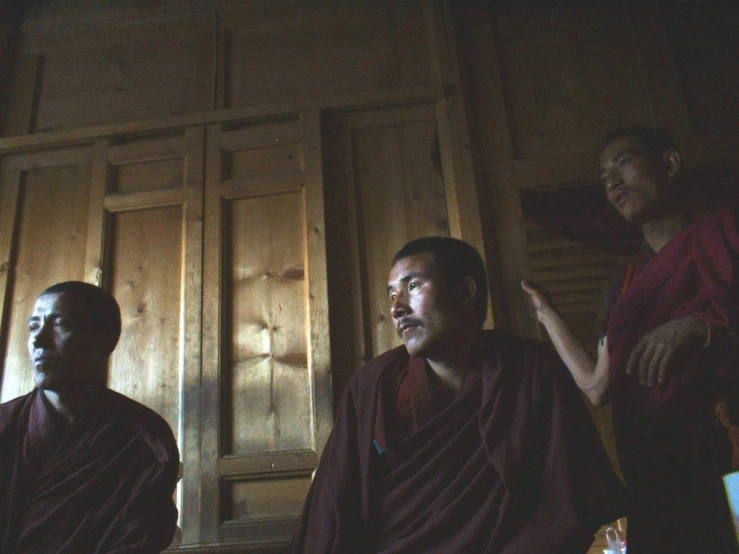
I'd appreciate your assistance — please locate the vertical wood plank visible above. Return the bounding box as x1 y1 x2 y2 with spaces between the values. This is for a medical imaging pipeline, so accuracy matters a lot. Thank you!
85 139 110 287
180 125 205 546
0 167 22 388
450 1 533 334
322 125 367 410
4 55 41 136
108 206 183 432
429 0 492 326
300 110 332 453
200 122 222 543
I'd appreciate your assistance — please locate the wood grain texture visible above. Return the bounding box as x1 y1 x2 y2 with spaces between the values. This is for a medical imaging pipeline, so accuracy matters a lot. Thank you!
0 167 23 394
108 206 183 441
227 191 311 454
494 2 653 158
200 122 223 544
25 19 213 133
84 139 110 287
353 107 448 360
299 110 332 453
180 125 205 546
223 1 431 109
3 55 41 137
0 159 91 402
227 477 312 521
321 126 366 410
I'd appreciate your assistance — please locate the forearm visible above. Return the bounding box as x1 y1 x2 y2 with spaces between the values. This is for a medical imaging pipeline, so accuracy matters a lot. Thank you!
538 310 609 404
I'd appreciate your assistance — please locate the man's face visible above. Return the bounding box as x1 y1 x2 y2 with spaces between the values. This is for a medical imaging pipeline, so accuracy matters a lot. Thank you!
599 136 671 224
27 292 94 392
387 254 463 359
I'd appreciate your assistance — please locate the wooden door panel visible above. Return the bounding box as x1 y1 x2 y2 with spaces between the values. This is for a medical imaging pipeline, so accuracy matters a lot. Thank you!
108 206 183 442
95 128 204 545
228 192 311 455
202 111 330 543
0 149 92 402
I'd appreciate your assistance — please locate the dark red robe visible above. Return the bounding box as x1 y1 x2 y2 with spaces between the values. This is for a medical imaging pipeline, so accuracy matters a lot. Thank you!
606 208 739 553
0 388 179 553
292 330 625 553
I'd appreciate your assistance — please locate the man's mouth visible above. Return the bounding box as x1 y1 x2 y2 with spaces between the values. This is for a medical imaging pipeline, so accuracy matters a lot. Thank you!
33 353 55 366
397 320 422 336
613 189 630 205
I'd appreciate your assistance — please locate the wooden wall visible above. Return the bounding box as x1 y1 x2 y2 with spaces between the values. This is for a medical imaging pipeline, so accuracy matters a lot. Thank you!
455 0 739 336
0 1 485 550
1 0 736 551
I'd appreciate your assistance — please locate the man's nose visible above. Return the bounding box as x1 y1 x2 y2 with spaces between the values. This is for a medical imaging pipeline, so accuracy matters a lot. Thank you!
390 295 409 319
603 169 621 192
31 323 51 347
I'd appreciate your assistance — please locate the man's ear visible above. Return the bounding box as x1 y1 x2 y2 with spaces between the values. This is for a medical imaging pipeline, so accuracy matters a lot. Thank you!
458 276 477 312
663 149 681 179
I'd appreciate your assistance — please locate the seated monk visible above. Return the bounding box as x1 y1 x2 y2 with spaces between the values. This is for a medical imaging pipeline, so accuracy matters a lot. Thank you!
0 281 179 553
292 237 625 553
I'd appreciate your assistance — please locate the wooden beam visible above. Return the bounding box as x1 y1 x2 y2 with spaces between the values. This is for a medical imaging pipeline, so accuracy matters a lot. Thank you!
107 136 186 165
104 188 189 213
84 139 111 287
0 168 22 385
0 86 446 155
180 125 205 546
200 122 223 544
300 109 333 454
218 449 317 479
220 120 301 152
220 173 305 200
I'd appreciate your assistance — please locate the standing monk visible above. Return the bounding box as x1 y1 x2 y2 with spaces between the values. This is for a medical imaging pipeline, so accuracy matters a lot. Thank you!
0 281 180 553
522 127 739 553
293 237 625 553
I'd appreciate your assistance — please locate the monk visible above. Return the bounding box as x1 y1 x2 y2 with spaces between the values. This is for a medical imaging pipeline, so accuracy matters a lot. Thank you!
522 127 739 553
0 281 180 553
293 237 625 553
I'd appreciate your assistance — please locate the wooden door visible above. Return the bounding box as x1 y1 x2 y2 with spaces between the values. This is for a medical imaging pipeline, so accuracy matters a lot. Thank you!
0 129 205 547
323 102 485 407
200 110 331 545
95 129 205 543
0 146 93 401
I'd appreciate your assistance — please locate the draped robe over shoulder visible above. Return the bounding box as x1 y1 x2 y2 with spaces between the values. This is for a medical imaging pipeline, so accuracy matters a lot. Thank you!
0 388 179 553
292 330 625 554
606 208 739 553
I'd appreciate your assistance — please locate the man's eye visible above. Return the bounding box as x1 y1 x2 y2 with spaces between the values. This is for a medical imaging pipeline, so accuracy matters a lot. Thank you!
409 282 417 290
390 293 397 301
618 157 631 167
29 323 39 332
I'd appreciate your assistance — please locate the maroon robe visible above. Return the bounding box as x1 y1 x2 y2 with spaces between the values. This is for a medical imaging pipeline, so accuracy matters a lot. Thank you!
292 330 625 553
606 208 739 553
0 388 179 553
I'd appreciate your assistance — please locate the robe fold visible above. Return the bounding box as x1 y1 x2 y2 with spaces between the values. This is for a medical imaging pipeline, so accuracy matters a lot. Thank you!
292 330 625 553
606 208 739 553
0 388 180 553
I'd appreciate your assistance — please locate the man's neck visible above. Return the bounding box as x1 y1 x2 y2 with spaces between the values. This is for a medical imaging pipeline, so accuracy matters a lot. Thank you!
641 211 689 253
426 335 480 397
41 387 98 426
